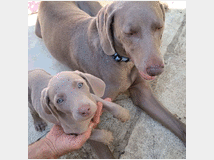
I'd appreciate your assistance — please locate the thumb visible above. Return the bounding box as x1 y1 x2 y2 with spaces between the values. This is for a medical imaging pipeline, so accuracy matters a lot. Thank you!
80 123 94 140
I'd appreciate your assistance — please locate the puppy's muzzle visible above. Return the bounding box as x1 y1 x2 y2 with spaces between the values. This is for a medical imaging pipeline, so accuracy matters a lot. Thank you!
78 105 91 116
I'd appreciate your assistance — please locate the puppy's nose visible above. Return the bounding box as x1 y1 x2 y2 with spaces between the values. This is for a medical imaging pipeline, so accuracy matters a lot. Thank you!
78 105 91 116
146 64 164 76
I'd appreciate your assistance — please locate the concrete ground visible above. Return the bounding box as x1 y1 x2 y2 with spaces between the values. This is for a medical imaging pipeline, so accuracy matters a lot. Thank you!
28 1 186 159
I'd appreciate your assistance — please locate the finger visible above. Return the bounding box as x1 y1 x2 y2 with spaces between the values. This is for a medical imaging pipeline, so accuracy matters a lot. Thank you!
92 118 99 129
71 127 93 149
66 134 86 150
82 126 93 139
96 102 103 115
64 127 92 150
92 102 103 124
88 122 95 131
72 123 93 145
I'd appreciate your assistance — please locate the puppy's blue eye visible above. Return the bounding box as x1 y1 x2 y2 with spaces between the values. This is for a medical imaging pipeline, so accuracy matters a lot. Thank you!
77 82 83 89
57 98 64 104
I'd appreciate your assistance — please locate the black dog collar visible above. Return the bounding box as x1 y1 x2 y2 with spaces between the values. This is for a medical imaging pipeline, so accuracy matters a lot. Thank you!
112 53 130 62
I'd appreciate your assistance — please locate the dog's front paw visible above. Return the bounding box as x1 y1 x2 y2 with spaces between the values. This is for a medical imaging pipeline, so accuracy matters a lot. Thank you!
114 108 130 122
102 130 114 145
34 120 47 132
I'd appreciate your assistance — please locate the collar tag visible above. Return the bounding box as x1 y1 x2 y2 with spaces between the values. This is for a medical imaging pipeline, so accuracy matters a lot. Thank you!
112 53 130 62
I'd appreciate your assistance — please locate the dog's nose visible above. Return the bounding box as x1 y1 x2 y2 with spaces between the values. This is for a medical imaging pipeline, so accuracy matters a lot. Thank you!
78 105 91 116
146 64 164 76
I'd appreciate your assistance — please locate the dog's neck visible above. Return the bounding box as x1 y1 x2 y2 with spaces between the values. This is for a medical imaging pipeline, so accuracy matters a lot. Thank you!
112 52 130 62
112 31 130 63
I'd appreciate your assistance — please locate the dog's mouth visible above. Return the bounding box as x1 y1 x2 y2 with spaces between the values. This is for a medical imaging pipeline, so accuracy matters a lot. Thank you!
129 57 157 81
139 71 156 80
68 133 79 136
87 112 96 119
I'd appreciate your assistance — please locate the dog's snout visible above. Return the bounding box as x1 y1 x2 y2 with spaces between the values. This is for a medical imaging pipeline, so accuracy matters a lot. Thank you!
146 64 164 76
78 105 91 116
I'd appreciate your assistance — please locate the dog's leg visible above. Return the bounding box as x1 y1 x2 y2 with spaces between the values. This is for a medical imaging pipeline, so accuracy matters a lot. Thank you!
75 1 102 17
89 129 113 145
86 94 119 159
35 18 42 38
129 77 186 144
88 139 115 159
28 102 47 132
92 94 130 122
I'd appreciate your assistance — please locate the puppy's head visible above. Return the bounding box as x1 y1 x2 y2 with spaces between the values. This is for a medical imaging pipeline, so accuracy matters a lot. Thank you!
96 1 168 80
40 71 106 134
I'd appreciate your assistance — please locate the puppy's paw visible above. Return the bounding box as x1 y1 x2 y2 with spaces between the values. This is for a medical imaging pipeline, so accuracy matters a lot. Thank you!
114 108 130 122
102 130 114 145
34 120 47 132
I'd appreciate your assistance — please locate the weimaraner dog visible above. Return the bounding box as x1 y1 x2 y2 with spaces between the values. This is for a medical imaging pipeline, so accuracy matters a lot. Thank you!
28 69 130 145
35 1 186 158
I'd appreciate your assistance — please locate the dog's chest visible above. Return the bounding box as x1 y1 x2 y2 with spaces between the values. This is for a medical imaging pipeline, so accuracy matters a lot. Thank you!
104 61 135 92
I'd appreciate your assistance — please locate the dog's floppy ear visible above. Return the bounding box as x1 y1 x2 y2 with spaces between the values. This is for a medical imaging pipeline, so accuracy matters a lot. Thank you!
159 2 169 21
96 4 116 55
40 88 52 114
74 70 106 97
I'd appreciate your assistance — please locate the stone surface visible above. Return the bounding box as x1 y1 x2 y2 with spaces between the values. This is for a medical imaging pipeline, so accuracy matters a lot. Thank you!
28 1 186 159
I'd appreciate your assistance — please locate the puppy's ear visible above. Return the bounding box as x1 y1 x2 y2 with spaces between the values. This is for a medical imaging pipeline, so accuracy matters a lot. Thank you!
40 88 52 114
96 4 116 55
74 71 106 97
159 2 169 21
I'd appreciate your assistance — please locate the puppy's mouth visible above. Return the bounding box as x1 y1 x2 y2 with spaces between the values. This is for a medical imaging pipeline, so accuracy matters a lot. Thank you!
68 133 79 136
86 112 95 119
139 71 156 80
77 111 96 122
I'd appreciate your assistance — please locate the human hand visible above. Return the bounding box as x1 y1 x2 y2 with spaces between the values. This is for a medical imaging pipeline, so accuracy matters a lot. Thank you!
43 98 112 157
91 98 112 129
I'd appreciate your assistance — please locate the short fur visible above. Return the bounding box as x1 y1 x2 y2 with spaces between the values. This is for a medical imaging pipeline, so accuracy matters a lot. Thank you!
28 69 130 145
35 1 185 158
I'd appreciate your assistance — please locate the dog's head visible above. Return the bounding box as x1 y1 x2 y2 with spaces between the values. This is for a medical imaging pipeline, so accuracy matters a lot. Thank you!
96 1 168 80
40 71 105 134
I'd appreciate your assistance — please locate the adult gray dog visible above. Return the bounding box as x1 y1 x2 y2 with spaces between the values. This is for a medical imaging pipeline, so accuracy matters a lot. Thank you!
35 1 186 158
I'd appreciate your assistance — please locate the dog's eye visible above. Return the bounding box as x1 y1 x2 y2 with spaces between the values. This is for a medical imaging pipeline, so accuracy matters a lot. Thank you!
125 31 136 36
77 82 83 89
57 98 64 104
157 27 163 30
127 32 134 36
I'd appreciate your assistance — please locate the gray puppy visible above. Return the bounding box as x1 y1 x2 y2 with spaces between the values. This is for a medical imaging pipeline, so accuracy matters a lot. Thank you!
28 69 130 144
